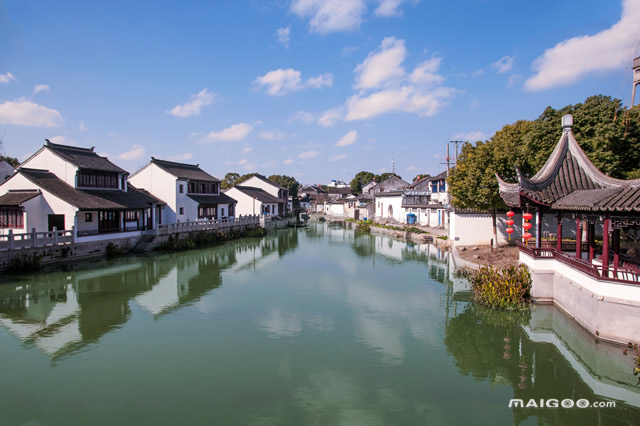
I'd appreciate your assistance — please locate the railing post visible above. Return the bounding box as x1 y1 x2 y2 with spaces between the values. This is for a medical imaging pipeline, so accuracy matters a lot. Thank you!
72 225 77 243
8 229 14 250
31 228 37 248
53 226 59 245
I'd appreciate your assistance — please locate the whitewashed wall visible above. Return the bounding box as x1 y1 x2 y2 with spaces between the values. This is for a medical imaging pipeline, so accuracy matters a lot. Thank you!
21 149 79 187
130 164 178 223
375 195 404 221
330 203 345 217
243 176 279 198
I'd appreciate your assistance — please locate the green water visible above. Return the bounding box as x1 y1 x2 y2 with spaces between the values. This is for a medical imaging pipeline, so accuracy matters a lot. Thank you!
0 223 638 425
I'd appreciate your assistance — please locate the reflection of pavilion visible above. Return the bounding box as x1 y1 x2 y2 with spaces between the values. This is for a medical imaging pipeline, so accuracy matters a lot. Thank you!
497 115 640 343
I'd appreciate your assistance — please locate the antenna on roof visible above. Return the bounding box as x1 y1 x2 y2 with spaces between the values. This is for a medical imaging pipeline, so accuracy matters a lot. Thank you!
391 158 395 174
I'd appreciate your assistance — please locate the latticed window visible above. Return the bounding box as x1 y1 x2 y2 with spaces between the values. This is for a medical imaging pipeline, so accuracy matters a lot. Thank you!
0 208 24 228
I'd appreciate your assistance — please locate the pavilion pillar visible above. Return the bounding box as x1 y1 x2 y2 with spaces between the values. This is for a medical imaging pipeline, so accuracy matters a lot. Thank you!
536 208 542 249
613 228 620 270
556 213 562 251
602 216 610 270
575 217 582 259
588 222 596 262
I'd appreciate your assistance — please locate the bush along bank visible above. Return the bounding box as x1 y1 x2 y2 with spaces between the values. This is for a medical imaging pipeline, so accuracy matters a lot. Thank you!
156 227 267 251
346 219 430 235
471 264 532 310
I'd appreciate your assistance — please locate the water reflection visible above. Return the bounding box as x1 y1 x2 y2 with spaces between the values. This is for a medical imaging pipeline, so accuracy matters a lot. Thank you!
0 229 300 360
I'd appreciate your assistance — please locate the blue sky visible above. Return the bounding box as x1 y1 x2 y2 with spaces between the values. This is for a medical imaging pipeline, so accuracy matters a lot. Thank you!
1 0 639 184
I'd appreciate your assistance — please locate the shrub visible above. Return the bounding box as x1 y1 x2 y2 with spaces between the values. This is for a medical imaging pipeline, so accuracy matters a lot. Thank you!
106 243 124 258
471 264 532 310
355 221 371 234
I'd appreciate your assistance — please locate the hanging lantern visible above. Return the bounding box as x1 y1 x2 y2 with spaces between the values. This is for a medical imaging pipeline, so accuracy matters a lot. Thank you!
523 212 533 221
506 211 515 218
523 232 532 241
506 227 514 240
523 222 532 231
506 219 515 226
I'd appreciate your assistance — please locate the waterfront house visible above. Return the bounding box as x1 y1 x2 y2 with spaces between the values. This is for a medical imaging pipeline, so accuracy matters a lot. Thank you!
129 158 236 223
0 160 14 183
361 180 377 194
0 141 164 237
298 185 328 213
241 174 290 216
371 175 409 222
367 175 409 195
407 171 449 227
225 185 282 216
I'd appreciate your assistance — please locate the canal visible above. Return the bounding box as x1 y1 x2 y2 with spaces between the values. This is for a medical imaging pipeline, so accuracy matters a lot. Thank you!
0 223 639 425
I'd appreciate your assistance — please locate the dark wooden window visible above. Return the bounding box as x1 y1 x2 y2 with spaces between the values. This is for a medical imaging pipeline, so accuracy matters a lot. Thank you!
99 211 119 233
198 206 216 218
85 212 93 222
179 184 184 194
179 207 184 215
0 208 24 228
77 171 119 188
125 211 140 221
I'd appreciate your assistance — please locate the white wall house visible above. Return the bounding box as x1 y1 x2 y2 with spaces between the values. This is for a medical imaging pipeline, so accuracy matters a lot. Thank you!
241 174 290 216
225 185 281 216
374 192 405 222
130 158 236 223
0 141 163 238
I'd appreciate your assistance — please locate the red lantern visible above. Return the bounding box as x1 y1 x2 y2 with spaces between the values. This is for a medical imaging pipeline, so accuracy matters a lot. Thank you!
506 219 515 226
506 227 514 240
523 212 533 221
523 222 532 231
523 232 532 241
506 211 515 218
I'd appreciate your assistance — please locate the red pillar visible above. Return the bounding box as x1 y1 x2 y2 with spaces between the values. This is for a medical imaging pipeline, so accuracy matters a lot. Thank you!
588 223 595 262
575 217 582 259
613 228 620 269
556 213 562 251
602 216 610 269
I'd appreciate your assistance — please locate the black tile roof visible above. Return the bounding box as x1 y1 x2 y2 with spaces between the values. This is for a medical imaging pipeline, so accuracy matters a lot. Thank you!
497 129 640 212
187 193 237 206
150 158 220 182
0 190 41 206
19 168 158 210
45 141 128 173
233 186 283 204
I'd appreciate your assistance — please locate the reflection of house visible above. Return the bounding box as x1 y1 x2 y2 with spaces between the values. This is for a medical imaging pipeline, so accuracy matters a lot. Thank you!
225 185 282 216
0 141 164 237
241 174 290 215
130 158 235 223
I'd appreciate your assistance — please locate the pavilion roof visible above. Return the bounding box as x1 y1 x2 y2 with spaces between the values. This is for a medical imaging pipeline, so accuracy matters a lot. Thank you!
496 122 640 213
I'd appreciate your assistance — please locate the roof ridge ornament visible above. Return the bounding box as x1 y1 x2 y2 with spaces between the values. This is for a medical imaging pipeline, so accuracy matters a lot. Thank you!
562 114 573 133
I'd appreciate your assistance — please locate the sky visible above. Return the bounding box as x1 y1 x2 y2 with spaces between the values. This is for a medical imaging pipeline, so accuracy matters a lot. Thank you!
1 0 639 185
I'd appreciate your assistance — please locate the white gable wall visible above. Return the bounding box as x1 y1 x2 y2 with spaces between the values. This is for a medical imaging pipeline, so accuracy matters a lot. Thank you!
129 164 178 222
225 187 262 216
243 176 279 198
21 148 79 187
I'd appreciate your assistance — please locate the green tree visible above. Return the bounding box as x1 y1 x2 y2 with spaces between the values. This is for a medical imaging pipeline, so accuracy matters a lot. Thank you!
412 173 431 182
350 171 375 194
268 174 300 197
221 172 254 189
0 156 19 167
374 172 401 183
448 141 506 248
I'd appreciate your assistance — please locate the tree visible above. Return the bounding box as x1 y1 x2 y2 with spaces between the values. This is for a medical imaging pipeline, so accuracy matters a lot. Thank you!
0 156 19 167
268 174 300 197
221 172 254 189
448 141 506 248
412 173 431 182
350 171 375 194
375 172 401 183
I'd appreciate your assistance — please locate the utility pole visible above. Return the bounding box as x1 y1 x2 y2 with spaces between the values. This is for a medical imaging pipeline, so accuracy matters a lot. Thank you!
448 140 464 167
632 56 640 107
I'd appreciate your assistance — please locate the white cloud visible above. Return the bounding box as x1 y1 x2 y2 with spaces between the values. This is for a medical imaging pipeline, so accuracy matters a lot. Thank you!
525 0 640 91
407 165 417 171
167 88 215 117
241 144 253 155
298 150 320 159
277 26 291 47
374 0 407 17
259 130 286 140
116 144 146 161
238 158 249 166
318 107 344 127
507 74 523 88
33 84 50 95
288 110 315 124
78 120 87 131
284 158 294 165
0 72 15 84
377 167 386 173
201 122 254 143
336 130 358 147
451 131 487 141
0 99 63 128
291 0 366 34
472 69 485 77
491 56 514 73
345 86 456 121
254 68 332 96
167 152 193 162
330 153 347 161
354 37 406 90
409 57 444 86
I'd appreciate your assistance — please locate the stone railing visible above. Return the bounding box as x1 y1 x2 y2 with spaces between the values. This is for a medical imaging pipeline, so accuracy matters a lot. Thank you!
156 215 262 236
0 228 74 251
